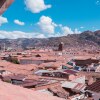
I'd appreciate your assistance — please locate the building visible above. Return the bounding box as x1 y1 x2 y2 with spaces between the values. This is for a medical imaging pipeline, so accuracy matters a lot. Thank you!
86 79 100 100
58 42 64 51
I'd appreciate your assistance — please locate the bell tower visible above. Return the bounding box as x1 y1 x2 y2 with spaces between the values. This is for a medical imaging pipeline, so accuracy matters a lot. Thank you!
58 42 64 51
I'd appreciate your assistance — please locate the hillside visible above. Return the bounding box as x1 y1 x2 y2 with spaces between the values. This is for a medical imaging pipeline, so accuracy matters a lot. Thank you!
0 30 100 50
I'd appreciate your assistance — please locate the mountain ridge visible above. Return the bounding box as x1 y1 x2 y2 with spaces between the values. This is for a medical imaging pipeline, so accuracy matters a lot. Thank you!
0 30 100 50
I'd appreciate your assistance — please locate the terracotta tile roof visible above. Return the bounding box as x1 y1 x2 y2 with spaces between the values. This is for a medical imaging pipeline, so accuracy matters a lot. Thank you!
73 56 92 60
39 62 65 69
10 74 26 80
87 80 100 93
0 81 64 100
0 60 37 75
48 85 69 99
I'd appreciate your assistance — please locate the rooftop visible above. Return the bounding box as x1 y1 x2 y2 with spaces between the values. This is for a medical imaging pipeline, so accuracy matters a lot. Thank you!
87 80 100 93
0 80 64 100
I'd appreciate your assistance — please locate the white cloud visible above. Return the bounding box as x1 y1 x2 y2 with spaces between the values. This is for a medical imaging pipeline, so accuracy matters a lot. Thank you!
35 34 46 38
37 16 57 34
74 28 81 34
0 29 51 39
61 26 74 35
0 28 81 39
24 0 51 13
37 16 81 37
0 16 8 26
0 30 47 39
0 31 32 39
0 16 82 39
60 26 81 35
14 20 25 26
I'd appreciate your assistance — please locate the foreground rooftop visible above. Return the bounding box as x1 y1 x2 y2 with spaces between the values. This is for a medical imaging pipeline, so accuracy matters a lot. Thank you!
0 80 64 100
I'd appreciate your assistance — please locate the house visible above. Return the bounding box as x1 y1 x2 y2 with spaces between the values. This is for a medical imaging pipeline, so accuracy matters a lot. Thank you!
62 81 86 93
74 66 82 71
11 74 26 85
0 69 12 76
95 65 100 73
67 61 76 67
61 81 86 100
21 81 42 89
38 69 78 80
74 58 99 66
3 74 26 85
21 79 59 90
41 70 68 79
63 69 78 75
72 76 86 84
48 85 69 99
62 64 73 69
34 70 50 76
38 62 59 70
86 79 100 100
19 57 56 65
68 94 85 100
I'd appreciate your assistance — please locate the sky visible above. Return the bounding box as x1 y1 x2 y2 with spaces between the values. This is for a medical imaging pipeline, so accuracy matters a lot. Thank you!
0 0 100 39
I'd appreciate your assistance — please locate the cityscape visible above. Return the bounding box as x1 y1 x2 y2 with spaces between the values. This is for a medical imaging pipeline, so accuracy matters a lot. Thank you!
0 0 100 100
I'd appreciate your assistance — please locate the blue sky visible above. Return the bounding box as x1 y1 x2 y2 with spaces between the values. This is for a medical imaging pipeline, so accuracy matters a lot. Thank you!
0 0 100 38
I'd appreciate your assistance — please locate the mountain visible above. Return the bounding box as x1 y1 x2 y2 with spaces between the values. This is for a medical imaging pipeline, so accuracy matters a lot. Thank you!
0 30 100 50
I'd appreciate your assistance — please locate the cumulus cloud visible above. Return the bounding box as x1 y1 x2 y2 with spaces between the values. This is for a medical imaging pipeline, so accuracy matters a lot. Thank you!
0 16 8 26
14 20 25 26
0 31 33 39
0 30 47 39
37 16 57 34
36 16 81 37
24 0 51 13
59 25 81 35
61 26 74 35
0 16 82 39
35 34 46 38
74 28 81 34
0 28 81 39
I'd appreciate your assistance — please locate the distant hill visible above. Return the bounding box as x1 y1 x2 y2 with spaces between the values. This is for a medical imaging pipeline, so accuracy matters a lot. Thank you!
0 30 100 50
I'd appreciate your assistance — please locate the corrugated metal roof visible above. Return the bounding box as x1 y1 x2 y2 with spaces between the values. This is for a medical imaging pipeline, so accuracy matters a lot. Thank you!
62 81 77 89
72 76 85 84
87 80 100 93
62 81 85 91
